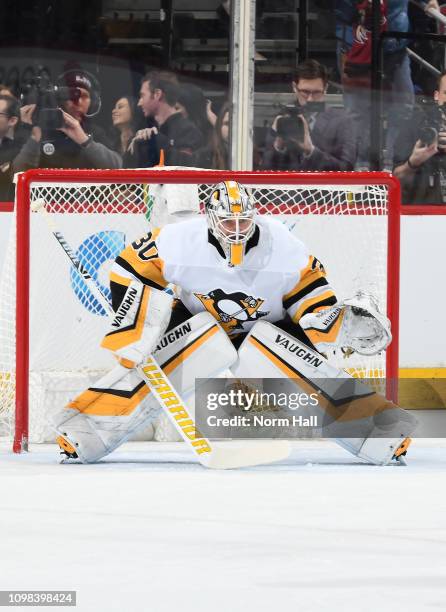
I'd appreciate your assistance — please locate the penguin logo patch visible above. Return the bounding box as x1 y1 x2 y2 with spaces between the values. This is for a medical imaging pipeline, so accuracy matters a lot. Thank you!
194 289 269 334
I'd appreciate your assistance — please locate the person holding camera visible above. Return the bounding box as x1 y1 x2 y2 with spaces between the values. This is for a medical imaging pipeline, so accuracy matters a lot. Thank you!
393 71 446 204
261 59 357 171
13 70 121 172
0 94 25 201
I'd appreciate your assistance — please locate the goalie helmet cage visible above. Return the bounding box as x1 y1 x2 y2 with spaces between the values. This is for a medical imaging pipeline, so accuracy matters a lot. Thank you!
2 168 400 453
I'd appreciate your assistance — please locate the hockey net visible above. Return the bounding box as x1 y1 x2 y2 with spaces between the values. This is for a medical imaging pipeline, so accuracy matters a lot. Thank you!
0 168 400 451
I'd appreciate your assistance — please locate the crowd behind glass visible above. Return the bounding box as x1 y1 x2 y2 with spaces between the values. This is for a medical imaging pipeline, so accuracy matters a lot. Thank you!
0 0 445 205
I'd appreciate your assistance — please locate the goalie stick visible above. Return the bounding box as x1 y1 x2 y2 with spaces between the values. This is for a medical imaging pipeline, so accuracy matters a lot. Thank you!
32 198 290 469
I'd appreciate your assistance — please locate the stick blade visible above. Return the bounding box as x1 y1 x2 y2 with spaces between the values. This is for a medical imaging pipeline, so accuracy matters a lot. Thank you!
205 440 291 469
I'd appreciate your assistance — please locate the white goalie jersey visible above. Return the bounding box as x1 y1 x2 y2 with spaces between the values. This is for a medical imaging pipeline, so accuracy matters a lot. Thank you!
110 215 338 339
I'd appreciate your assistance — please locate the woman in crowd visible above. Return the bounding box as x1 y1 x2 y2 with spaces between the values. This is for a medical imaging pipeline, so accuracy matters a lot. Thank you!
195 101 229 169
110 95 141 165
210 101 229 169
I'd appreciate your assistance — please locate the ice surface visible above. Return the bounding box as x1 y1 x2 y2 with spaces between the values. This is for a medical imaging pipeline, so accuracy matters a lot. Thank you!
1 439 446 612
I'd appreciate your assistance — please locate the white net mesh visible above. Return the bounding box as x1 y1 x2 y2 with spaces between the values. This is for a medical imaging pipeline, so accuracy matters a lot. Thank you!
0 171 393 447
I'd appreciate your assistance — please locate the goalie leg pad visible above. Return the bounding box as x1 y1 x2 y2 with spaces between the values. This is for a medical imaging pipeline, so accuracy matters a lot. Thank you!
154 312 237 393
52 366 160 463
54 312 237 462
232 321 417 466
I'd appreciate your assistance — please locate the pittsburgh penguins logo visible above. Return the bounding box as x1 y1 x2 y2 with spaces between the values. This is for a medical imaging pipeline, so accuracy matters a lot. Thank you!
194 288 269 334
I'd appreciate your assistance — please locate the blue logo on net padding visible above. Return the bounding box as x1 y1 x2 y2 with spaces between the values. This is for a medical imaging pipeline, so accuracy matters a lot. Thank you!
70 231 126 316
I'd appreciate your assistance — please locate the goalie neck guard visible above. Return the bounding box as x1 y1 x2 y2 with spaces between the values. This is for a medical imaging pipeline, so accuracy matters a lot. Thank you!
206 181 256 267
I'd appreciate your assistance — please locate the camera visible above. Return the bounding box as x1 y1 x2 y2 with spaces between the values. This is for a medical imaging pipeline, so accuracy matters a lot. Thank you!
22 69 101 126
276 115 305 142
417 98 446 148
275 101 325 144
20 74 86 131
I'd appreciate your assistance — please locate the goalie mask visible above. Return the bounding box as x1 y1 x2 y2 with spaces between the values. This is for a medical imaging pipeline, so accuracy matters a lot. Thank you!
206 181 256 266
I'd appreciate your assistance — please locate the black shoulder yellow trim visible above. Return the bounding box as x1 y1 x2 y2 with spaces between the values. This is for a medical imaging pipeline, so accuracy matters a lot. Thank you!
115 256 166 290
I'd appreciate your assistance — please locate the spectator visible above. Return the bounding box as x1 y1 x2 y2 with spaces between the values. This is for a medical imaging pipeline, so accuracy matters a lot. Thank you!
393 71 446 204
0 86 30 145
0 94 24 201
0 84 16 98
110 95 145 168
177 84 213 146
206 98 218 129
195 101 230 169
13 69 121 172
130 71 204 167
335 0 439 170
262 59 357 171
408 0 442 96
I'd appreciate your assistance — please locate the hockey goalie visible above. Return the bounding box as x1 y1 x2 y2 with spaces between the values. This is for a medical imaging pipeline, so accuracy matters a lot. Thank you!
53 180 416 466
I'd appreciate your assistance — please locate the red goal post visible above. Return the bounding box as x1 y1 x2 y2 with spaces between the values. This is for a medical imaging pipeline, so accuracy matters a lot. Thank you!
0 168 401 452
